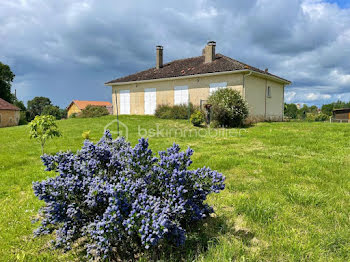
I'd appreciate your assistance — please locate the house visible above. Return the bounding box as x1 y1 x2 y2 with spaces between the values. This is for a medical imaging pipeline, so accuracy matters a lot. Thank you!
332 108 350 121
0 98 20 127
105 41 291 120
66 100 113 118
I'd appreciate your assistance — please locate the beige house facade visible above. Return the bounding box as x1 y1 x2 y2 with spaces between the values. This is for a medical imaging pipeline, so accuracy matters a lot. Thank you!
106 42 291 121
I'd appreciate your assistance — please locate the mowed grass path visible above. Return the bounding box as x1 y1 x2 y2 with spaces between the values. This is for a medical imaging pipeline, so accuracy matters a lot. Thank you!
0 116 349 261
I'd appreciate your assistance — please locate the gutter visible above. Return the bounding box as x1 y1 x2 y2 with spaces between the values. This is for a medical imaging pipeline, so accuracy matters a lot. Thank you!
105 69 291 87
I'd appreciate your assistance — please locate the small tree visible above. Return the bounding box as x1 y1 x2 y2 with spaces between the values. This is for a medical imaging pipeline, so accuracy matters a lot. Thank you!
29 115 61 155
208 88 248 127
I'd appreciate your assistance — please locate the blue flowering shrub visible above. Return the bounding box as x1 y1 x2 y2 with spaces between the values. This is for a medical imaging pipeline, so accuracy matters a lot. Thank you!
33 131 225 260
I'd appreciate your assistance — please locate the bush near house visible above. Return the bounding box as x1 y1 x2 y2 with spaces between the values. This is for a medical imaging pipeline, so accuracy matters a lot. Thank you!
33 131 225 260
190 110 205 127
79 105 109 118
155 103 197 119
208 88 248 127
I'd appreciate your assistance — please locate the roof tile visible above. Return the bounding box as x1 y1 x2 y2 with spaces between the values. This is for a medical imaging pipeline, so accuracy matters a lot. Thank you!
106 54 289 84
0 98 20 111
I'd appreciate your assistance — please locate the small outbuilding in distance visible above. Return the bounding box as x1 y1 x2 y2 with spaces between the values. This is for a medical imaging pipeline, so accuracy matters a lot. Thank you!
332 108 350 122
0 98 20 128
66 100 113 118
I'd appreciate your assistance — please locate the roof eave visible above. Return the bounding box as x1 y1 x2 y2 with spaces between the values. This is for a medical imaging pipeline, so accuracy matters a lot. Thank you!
250 71 291 85
105 69 291 86
105 70 250 86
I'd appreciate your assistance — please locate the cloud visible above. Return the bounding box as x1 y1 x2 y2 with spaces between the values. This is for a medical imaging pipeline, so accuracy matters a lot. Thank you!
0 0 349 107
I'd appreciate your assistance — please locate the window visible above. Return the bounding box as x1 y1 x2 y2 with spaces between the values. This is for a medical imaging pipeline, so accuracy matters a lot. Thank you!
209 82 227 95
267 86 271 98
174 86 189 105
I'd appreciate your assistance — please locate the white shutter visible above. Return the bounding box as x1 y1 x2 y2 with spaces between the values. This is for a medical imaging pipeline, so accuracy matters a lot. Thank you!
174 86 189 105
144 88 157 115
209 82 227 95
119 90 130 114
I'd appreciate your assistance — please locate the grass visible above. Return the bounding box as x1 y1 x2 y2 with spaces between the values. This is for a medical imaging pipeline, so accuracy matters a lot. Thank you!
0 115 350 261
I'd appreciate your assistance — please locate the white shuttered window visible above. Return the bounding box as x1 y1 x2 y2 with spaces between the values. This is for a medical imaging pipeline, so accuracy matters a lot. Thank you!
119 90 130 114
174 86 189 105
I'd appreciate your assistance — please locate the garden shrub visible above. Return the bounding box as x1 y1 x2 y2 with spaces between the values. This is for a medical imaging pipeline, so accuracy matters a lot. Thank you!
190 110 205 127
209 120 221 128
155 103 196 119
315 113 329 122
208 88 248 127
80 105 109 118
33 131 225 260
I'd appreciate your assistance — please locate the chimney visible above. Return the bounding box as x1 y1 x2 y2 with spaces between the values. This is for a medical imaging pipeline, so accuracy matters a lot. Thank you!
156 45 163 69
265 68 269 72
204 41 216 63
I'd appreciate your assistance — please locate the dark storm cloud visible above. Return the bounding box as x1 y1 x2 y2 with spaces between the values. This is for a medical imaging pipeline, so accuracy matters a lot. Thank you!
0 0 350 107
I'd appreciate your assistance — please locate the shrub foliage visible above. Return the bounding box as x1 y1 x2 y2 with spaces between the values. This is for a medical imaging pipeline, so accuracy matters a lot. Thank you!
80 105 109 118
33 131 225 260
190 110 205 127
208 88 248 127
155 103 196 119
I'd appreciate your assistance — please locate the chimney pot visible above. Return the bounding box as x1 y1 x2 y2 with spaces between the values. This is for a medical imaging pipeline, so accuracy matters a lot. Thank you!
156 45 163 69
204 41 216 63
265 68 269 72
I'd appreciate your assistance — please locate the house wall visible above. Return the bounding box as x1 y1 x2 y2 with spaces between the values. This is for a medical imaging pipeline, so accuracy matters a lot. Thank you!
112 73 244 115
111 72 285 121
0 110 20 128
245 75 284 120
67 103 81 117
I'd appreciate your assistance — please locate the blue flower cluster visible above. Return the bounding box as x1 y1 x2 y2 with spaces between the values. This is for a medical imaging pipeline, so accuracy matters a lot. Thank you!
33 131 225 260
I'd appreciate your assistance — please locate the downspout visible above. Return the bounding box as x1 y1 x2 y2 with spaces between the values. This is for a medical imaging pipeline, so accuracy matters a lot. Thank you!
243 70 253 100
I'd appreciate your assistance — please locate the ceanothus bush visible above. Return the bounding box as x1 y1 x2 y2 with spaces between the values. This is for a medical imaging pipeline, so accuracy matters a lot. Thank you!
33 131 225 260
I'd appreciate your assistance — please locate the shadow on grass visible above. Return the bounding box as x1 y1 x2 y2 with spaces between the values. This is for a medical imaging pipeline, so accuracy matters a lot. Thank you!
148 214 255 261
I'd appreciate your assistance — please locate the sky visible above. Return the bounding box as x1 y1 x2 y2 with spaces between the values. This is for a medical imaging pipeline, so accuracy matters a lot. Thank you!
1 0 350 108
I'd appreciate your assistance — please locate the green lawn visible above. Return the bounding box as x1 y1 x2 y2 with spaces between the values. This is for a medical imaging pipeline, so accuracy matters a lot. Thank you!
0 116 349 261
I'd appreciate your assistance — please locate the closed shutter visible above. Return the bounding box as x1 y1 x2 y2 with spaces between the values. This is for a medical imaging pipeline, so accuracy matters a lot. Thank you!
144 88 157 115
209 82 227 95
174 86 189 105
120 90 130 114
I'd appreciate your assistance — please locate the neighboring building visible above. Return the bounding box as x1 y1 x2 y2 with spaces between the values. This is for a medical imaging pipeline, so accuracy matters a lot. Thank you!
66 100 112 117
332 108 350 121
105 41 291 120
0 98 20 128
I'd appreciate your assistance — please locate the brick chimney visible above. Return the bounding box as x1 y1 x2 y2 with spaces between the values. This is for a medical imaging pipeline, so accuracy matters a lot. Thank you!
204 41 216 63
156 45 163 69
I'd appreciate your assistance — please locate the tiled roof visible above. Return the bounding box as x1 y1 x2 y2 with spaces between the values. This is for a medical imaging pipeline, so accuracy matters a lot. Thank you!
106 54 290 84
70 100 112 110
0 98 20 111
